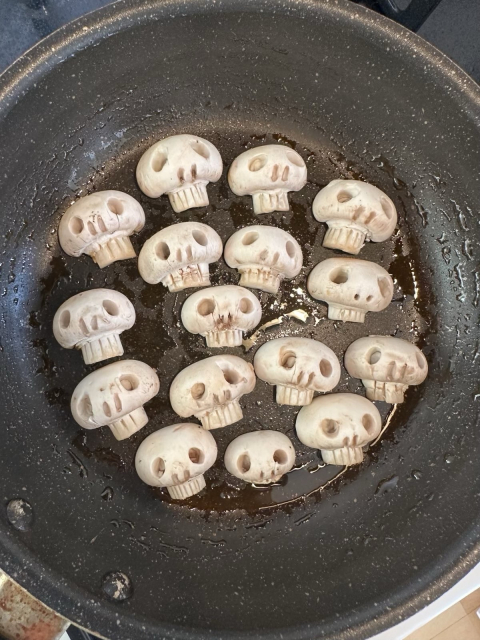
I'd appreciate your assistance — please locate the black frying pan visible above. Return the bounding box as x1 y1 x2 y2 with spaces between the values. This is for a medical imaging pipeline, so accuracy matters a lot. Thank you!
0 1 479 639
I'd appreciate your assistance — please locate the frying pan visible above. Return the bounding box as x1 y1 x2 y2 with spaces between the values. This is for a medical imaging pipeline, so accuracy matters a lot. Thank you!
0 1 479 639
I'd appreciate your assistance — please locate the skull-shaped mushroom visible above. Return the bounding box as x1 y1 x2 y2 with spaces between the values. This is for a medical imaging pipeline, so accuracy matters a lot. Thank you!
136 134 223 212
224 430 295 485
58 190 145 268
345 336 428 403
228 145 307 214
53 288 135 365
138 222 222 292
71 360 160 440
296 393 382 466
135 423 217 499
224 225 303 294
307 257 393 323
170 355 256 430
254 337 341 406
312 179 397 255
181 285 262 347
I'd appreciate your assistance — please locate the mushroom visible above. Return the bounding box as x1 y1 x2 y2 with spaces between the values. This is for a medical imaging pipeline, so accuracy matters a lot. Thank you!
58 190 145 268
136 134 223 212
138 222 223 292
296 393 382 466
71 360 160 440
135 423 217 499
181 285 262 347
224 225 303 294
224 430 295 485
312 179 397 255
254 337 341 405
170 355 255 430
228 145 307 214
53 288 135 365
345 335 428 403
307 257 393 323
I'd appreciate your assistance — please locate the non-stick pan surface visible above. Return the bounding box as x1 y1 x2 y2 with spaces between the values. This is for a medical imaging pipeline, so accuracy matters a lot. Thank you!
0 1 479 639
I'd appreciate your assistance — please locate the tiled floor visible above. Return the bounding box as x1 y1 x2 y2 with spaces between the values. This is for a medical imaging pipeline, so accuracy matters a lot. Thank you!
405 589 480 640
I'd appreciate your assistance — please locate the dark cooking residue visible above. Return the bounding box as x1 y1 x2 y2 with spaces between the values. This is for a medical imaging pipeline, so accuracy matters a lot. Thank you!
36 130 433 516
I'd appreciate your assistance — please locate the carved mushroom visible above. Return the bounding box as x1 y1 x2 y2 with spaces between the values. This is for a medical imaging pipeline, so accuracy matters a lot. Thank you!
254 337 340 406
58 190 145 268
135 423 217 499
224 225 303 294
224 431 295 485
228 145 307 214
71 360 160 440
53 288 135 365
312 179 397 255
307 257 393 323
138 222 223 292
296 393 382 466
181 285 262 347
345 335 428 403
136 134 223 212
170 355 256 430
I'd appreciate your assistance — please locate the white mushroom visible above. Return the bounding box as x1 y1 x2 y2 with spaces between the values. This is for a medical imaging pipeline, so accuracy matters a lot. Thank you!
224 225 303 294
254 337 340 406
296 393 382 466
170 355 255 430
138 222 222 292
228 145 307 214
53 289 135 365
136 134 223 212
135 423 217 499
307 257 393 323
345 336 428 403
58 190 145 268
181 285 262 347
224 431 295 485
312 179 397 255
71 360 160 440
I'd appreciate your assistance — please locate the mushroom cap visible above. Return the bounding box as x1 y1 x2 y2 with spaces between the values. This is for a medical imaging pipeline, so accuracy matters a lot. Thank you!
345 336 428 385
169 354 256 418
135 423 217 488
224 430 295 484
181 285 262 336
307 257 393 312
58 190 145 258
53 288 135 349
71 360 160 430
254 337 340 391
138 222 223 285
136 134 223 198
312 179 397 242
224 225 303 279
228 145 307 195
296 393 382 451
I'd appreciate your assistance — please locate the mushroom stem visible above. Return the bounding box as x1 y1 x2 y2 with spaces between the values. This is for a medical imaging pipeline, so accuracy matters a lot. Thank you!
321 446 364 466
323 225 366 255
200 400 243 430
168 182 209 213
327 304 366 323
362 379 408 403
205 329 243 348
109 407 149 441
252 190 289 214
93 236 136 268
167 474 206 500
81 333 124 365
162 262 210 292
238 266 282 294
276 385 314 406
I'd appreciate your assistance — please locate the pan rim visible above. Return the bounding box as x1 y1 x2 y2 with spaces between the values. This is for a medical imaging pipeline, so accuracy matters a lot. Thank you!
0 0 479 638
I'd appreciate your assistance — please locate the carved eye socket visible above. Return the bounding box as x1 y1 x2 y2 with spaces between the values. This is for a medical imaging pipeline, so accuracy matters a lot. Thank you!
237 453 251 473
280 351 296 369
273 449 288 464
368 349 382 365
153 457 165 478
107 198 124 215
248 154 268 172
321 418 339 437
60 310 71 329
286 151 305 167
78 395 93 419
242 231 259 245
197 298 215 316
329 267 349 284
362 414 376 435
69 216 84 235
103 300 119 316
239 297 254 313
120 375 139 391
319 359 333 377
155 241 170 260
190 140 210 159
336 188 360 203
285 240 296 258
192 229 208 246
152 150 167 172
191 382 206 400
416 352 426 369
380 197 394 219
378 276 391 298
189 447 205 464
222 367 242 385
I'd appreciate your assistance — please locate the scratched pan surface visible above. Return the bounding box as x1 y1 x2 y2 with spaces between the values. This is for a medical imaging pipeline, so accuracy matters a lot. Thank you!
0 1 479 639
